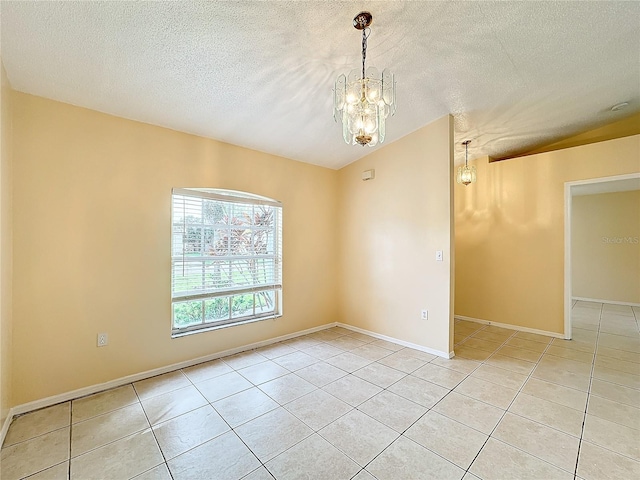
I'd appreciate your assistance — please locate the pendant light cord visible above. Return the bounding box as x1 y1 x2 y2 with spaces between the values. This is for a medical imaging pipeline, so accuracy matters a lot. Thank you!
464 141 470 167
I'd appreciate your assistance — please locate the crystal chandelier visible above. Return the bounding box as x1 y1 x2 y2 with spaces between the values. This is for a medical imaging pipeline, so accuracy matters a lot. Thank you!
333 12 396 147
457 140 477 186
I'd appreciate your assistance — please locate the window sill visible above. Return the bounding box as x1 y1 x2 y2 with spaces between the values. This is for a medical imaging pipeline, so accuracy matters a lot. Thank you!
171 314 282 339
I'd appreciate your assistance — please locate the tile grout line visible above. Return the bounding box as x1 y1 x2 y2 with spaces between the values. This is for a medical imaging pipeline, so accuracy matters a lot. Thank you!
456 324 529 362
3 422 74 480
182 330 386 479
357 325 576 477
467 303 640 476
8 400 159 479
181 365 269 478
261 344 454 476
148 326 514 478
132 382 174 480
570 303 640 470
68 404 73 480
150 358 291 479
572 302 603 479
231 331 399 478
459 329 559 478
58 402 172 480
350 327 521 477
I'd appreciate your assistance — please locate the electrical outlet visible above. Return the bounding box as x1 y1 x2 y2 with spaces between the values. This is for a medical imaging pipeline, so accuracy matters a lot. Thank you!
421 310 428 320
97 333 108 347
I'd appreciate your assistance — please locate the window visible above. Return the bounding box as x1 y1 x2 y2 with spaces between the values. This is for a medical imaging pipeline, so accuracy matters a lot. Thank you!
171 188 282 335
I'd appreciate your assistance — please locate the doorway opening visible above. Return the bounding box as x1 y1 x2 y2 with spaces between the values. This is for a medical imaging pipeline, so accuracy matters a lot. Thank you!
564 173 640 339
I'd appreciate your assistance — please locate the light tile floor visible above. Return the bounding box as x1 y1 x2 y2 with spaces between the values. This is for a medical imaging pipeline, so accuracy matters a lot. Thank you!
2 302 639 479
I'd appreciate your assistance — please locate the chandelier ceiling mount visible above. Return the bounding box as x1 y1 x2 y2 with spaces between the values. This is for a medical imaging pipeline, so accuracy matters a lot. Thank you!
353 11 372 30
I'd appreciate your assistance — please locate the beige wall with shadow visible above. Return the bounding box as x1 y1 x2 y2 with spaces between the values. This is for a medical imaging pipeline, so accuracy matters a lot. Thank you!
455 135 640 334
10 92 341 405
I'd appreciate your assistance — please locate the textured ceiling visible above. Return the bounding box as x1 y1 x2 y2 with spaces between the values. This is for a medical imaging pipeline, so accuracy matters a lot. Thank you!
1 1 638 169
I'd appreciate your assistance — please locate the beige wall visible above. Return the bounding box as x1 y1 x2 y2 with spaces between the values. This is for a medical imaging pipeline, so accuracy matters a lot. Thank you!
0 62 13 427
572 190 640 304
338 115 455 355
455 135 640 334
11 92 339 405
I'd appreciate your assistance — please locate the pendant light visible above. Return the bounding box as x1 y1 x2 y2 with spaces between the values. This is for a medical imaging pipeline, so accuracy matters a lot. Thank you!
457 140 477 186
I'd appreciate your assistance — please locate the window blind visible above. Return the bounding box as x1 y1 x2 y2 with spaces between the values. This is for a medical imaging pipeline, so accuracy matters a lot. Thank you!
171 188 282 332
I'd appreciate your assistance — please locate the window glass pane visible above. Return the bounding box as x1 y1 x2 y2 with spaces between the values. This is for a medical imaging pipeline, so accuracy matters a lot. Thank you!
205 297 230 323
253 228 273 255
184 198 203 224
172 261 204 295
203 227 214 255
172 225 185 256
266 229 275 255
255 291 275 315
204 260 231 291
231 203 253 226
254 205 273 227
207 228 229 256
173 301 203 327
230 228 250 255
251 258 274 284
230 259 252 288
184 226 203 255
173 197 186 224
203 199 227 225
232 294 254 318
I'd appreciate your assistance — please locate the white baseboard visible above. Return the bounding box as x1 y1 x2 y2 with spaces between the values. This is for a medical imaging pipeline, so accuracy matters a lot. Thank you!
1 322 337 447
1 408 16 448
336 323 452 359
454 315 564 339
572 297 640 308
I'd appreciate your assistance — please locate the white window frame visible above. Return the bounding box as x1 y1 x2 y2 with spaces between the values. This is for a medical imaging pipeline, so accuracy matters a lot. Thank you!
171 188 282 336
